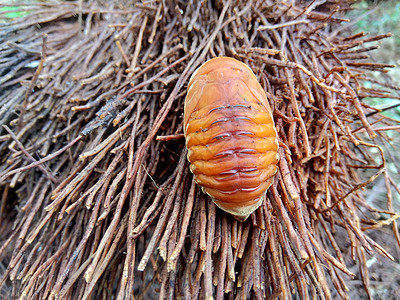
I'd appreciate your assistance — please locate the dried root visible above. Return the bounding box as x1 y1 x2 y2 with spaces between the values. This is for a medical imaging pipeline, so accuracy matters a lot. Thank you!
0 0 400 299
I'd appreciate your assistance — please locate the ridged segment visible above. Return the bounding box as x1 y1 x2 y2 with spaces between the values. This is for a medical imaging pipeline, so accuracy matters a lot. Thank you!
184 57 279 220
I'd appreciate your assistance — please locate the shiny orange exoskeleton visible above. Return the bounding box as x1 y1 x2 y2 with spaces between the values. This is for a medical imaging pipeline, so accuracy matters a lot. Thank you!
184 57 279 221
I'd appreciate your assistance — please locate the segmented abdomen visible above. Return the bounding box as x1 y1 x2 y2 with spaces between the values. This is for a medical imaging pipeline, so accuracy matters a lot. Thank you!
184 57 279 220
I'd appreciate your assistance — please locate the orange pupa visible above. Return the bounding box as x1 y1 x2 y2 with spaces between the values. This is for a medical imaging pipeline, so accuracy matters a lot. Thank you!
184 57 279 221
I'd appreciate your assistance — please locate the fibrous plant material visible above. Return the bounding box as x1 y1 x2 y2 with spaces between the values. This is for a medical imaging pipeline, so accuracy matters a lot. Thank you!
0 0 400 299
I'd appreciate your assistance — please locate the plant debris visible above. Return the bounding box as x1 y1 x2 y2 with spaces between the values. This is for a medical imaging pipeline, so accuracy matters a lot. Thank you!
0 0 400 299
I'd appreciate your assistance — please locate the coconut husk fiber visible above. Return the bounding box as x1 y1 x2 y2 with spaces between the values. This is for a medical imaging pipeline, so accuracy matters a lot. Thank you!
1 0 400 299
